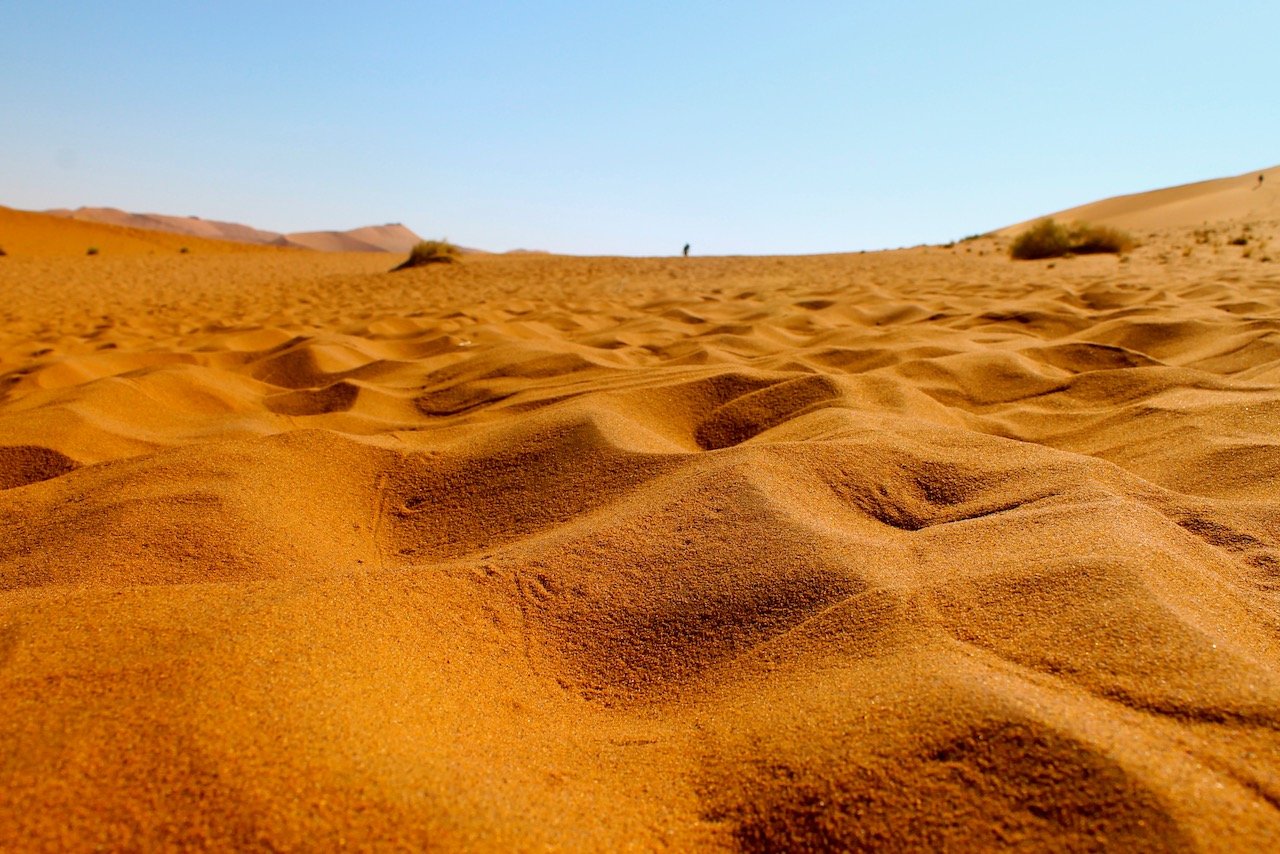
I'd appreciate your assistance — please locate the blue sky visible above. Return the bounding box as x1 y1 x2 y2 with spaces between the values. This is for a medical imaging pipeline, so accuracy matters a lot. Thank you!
2 2 1277 255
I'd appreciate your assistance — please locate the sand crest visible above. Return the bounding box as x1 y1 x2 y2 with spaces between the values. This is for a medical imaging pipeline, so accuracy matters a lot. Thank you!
2 208 1280 849
40 206 424 253
999 164 1280 235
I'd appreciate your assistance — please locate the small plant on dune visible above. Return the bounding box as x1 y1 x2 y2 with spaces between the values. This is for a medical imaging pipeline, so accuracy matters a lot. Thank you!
0 246 7 257
1069 224 1134 255
1009 219 1134 260
86 247 99 256
393 239 460 271
1229 236 1248 246
179 246 190 254
1009 220 1071 260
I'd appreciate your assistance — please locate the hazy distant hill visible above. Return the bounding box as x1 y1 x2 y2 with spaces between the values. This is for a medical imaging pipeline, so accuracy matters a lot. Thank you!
998 164 1280 235
287 224 423 253
44 207 423 252
0 205 286 256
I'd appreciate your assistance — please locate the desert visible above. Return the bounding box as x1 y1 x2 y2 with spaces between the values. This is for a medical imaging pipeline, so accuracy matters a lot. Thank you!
2 163 1280 849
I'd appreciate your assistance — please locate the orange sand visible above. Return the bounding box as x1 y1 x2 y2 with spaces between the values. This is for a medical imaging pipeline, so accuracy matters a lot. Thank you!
41 206 424 253
3 204 1280 849
0 206 290 258
999 163 1280 235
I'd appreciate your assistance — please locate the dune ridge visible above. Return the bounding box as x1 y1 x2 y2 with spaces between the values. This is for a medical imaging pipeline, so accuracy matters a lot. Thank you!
3 213 1280 848
0 206 293 257
998 164 1280 236
41 206 425 253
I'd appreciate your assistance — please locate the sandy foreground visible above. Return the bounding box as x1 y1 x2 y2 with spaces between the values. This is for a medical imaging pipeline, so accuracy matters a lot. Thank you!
3 210 1280 849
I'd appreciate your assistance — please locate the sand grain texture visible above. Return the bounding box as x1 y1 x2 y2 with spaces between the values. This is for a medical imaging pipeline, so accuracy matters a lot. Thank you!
3 216 1280 850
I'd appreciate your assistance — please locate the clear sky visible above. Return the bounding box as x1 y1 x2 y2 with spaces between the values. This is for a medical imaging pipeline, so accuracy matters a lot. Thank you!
3 1 1277 255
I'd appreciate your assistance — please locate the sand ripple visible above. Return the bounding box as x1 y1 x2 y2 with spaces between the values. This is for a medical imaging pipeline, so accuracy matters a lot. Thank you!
3 239 1280 848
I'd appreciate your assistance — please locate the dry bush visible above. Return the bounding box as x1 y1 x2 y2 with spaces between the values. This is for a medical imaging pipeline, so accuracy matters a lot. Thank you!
1009 220 1071 260
1010 219 1134 260
1069 224 1135 255
393 239 460 271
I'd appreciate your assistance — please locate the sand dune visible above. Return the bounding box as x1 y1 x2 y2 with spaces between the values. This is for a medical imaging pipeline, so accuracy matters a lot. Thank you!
285 225 413 253
45 206 287 246
0 206 289 257
999 164 1280 235
3 203 1280 848
43 206 424 252
287 223 423 253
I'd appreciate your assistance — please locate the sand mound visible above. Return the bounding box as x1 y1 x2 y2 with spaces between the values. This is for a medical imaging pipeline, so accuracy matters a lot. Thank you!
0 206 287 257
3 221 1280 848
46 206 287 245
999 164 1280 236
42 206 427 253
289 223 423 254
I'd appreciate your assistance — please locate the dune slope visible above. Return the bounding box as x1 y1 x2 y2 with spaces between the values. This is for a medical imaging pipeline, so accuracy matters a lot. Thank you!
999 164 1280 235
45 206 287 245
287 223 422 253
41 206 425 252
0 206 289 257
2 224 1280 849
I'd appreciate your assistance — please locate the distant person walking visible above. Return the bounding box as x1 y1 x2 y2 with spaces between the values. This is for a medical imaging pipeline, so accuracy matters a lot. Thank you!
683 243 690 257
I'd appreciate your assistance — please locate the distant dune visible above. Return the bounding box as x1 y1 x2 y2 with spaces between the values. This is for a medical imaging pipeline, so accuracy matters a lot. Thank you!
42 206 424 253
0 205 286 256
45 207 287 245
999 164 1280 236
287 224 422 254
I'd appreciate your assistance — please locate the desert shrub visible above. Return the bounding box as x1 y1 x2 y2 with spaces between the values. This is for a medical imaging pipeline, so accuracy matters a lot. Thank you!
0 246 6 257
1010 219 1134 260
393 239 460 271
1010 220 1071 260
179 246 190 254
1229 236 1248 246
1069 224 1134 255
86 247 99 256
